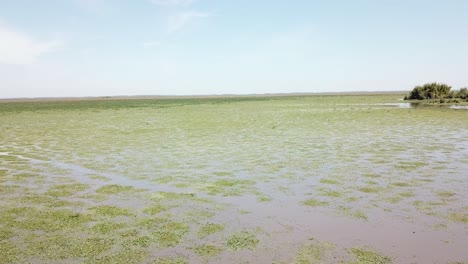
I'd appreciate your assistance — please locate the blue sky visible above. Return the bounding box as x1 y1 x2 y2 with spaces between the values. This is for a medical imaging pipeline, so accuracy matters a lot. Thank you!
1 0 468 98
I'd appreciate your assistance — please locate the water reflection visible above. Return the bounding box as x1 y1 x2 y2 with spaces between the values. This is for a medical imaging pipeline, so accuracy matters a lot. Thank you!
381 102 468 110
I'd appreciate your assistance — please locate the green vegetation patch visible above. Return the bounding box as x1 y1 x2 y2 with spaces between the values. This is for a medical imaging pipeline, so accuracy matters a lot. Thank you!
0 242 19 264
446 212 468 224
89 205 133 217
395 162 427 171
293 242 335 264
152 256 188 264
302 198 329 207
347 247 391 264
152 221 189 247
201 179 256 196
86 247 147 264
338 206 368 220
91 221 126 234
25 235 113 260
198 223 225 238
318 188 343 198
437 191 456 198
46 183 89 197
227 230 259 250
319 178 340 185
357 187 381 193
192 244 223 258
96 184 136 194
143 204 169 215
12 208 93 232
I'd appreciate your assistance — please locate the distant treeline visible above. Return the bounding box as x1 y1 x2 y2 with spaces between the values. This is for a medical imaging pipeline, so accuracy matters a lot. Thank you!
404 83 468 102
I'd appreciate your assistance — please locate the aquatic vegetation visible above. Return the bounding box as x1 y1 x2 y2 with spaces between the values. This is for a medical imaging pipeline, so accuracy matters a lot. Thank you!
347 247 391 264
227 230 259 250
143 204 169 215
96 184 136 194
46 183 89 197
192 244 223 258
91 221 126 234
318 188 343 198
89 206 133 217
446 212 468 224
319 178 340 185
1 94 467 263
152 257 188 264
293 242 335 264
302 198 329 207
198 223 225 238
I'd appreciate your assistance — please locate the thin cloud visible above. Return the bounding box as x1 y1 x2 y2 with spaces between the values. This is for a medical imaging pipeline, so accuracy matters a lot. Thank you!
167 11 211 33
0 24 62 65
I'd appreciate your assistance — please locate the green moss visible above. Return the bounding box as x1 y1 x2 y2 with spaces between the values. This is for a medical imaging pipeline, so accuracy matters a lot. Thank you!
89 205 133 217
96 184 136 194
152 257 188 264
293 242 335 264
198 223 225 238
302 198 329 207
227 230 259 250
347 247 391 264
192 244 223 258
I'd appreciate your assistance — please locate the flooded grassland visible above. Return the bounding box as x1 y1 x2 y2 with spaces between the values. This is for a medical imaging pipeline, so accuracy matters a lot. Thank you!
0 94 467 264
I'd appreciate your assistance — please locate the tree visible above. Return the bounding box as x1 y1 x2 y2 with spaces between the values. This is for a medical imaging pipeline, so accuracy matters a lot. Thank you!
405 83 452 100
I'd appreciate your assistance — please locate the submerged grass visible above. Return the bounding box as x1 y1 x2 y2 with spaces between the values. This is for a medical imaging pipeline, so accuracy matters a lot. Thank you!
347 247 391 264
293 241 336 264
227 230 259 250
198 223 225 238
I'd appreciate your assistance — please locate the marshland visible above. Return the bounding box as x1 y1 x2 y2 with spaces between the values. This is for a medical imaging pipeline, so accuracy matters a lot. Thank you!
1 93 467 263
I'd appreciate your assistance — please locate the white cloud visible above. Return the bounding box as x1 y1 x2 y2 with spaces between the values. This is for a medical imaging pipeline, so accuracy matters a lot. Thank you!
167 11 210 32
0 24 62 65
150 0 196 7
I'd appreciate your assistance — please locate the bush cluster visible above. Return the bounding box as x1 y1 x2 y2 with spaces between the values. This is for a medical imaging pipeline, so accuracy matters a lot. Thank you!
404 83 468 101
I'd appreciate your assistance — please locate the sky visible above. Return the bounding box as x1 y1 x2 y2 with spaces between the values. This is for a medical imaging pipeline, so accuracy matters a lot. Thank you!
1 0 468 98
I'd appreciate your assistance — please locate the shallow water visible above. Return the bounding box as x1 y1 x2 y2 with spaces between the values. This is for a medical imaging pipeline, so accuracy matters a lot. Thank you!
1 95 467 264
